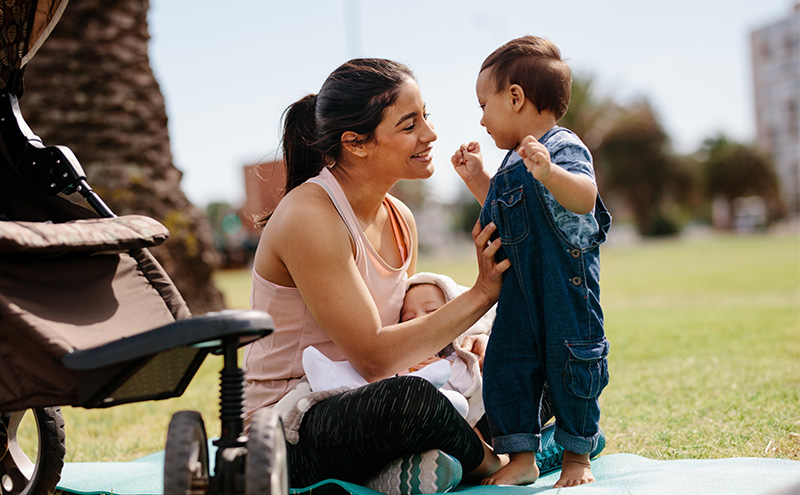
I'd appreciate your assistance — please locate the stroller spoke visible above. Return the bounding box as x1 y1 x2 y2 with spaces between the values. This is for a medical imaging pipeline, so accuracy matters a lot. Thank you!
2 412 35 482
0 459 31 495
0 409 65 495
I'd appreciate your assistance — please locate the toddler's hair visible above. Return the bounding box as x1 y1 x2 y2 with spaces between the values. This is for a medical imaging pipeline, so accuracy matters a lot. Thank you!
481 35 571 120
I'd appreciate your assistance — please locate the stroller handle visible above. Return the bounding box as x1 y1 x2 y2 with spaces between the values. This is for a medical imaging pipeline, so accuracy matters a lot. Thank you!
1 91 116 218
62 310 274 371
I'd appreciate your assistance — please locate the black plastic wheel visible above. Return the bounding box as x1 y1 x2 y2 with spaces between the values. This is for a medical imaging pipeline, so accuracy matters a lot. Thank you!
163 411 209 495
245 408 288 495
0 408 66 495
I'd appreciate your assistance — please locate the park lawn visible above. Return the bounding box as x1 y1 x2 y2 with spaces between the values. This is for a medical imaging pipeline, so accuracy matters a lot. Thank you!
57 230 799 462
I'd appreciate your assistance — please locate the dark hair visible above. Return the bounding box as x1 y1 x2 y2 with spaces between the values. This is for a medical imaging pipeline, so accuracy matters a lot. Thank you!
281 58 415 194
480 36 571 120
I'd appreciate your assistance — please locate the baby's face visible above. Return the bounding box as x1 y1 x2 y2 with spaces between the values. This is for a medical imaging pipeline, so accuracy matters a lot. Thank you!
400 283 446 322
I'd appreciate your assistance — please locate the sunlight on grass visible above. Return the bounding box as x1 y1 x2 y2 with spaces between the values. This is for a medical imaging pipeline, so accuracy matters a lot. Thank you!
59 230 799 462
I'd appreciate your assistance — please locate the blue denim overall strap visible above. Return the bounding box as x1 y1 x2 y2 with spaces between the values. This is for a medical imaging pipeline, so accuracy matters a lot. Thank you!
479 150 611 456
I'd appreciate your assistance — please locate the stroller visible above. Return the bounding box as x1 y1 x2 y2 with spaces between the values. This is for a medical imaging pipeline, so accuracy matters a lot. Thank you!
0 2 288 494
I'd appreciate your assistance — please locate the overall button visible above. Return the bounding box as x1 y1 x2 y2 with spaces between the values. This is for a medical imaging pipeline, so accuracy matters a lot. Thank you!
570 248 581 258
571 276 582 286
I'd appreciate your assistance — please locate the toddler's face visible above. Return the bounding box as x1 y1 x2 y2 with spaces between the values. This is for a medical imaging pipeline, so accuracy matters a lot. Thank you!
400 283 446 322
476 67 518 150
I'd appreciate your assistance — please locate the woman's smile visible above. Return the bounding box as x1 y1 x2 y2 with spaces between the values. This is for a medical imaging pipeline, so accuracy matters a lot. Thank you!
411 147 433 162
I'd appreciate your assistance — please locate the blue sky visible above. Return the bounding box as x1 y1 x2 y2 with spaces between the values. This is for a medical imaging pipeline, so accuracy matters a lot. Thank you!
147 0 795 207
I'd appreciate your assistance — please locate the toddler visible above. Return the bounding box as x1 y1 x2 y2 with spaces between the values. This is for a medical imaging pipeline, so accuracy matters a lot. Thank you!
452 35 611 488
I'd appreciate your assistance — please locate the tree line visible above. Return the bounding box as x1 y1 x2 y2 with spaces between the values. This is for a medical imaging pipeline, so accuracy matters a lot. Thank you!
16 0 782 312
453 76 782 238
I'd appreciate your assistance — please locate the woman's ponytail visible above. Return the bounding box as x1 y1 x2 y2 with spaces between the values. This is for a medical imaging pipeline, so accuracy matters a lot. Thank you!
282 93 324 194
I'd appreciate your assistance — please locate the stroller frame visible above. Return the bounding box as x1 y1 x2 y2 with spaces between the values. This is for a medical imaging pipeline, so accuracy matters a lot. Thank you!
0 55 287 495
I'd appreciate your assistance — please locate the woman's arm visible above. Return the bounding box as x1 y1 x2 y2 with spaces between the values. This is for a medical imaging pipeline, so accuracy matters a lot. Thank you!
258 186 508 382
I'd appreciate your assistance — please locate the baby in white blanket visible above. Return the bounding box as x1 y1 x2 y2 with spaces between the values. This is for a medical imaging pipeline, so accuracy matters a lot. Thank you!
303 272 495 426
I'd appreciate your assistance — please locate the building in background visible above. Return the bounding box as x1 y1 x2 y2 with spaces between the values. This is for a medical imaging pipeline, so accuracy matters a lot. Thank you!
207 160 285 268
241 160 286 231
751 3 800 213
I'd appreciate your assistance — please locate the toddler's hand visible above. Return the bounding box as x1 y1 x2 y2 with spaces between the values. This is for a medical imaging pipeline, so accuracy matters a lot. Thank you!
451 142 484 185
517 136 552 181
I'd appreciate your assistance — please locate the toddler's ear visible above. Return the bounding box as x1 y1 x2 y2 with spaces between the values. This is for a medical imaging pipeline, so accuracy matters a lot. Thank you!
508 84 526 112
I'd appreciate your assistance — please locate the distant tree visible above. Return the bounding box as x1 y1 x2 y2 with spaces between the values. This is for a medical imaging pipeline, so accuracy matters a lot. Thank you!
596 100 694 236
560 74 621 151
701 135 783 227
451 190 483 236
21 0 225 313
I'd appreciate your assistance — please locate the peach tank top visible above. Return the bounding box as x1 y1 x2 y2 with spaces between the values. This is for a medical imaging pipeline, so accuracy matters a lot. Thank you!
243 167 412 417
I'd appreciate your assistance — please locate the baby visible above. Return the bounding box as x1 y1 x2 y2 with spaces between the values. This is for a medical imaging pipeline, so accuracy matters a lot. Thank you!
302 272 493 426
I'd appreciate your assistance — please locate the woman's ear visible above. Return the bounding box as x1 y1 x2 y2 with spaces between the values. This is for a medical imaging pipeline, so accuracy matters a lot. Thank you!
508 84 526 113
341 131 368 157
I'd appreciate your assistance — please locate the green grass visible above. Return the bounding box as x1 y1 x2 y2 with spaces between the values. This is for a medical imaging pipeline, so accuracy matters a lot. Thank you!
57 230 799 462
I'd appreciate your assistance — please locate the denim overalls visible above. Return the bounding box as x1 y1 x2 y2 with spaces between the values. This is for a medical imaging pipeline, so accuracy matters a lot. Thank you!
479 138 612 456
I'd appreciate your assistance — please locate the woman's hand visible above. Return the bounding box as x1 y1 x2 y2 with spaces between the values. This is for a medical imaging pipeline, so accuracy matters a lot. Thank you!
472 221 510 304
459 334 489 371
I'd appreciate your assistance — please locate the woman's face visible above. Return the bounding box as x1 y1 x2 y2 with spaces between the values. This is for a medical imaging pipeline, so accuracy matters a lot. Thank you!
366 77 438 181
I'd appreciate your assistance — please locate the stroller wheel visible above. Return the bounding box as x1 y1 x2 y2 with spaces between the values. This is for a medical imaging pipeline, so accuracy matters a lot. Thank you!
0 408 66 495
246 408 288 495
163 411 209 495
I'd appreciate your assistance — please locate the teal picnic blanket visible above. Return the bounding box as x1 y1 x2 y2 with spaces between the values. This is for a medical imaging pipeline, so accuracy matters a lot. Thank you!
57 450 800 495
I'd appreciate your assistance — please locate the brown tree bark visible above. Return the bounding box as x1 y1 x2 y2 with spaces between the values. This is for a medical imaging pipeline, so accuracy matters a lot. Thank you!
20 0 225 313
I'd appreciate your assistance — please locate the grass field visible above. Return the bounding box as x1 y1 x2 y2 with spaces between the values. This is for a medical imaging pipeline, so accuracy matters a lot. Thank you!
55 229 800 462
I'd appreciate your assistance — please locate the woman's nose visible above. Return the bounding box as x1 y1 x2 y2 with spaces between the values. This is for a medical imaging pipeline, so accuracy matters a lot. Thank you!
423 118 438 142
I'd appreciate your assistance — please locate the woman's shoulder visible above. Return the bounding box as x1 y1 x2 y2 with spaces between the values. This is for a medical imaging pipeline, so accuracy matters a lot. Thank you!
272 182 338 223
263 182 351 249
256 182 354 282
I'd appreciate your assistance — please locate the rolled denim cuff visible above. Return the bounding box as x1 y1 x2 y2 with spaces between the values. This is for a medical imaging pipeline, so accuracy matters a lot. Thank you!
492 432 541 455
554 425 602 454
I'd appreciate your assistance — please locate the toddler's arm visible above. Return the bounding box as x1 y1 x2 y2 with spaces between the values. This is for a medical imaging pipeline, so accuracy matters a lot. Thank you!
517 136 597 214
452 142 491 205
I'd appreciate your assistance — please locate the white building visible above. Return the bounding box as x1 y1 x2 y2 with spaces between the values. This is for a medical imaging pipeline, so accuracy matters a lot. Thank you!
751 3 800 213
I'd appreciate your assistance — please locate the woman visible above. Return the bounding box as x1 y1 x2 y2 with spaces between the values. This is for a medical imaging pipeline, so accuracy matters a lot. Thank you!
242 58 510 491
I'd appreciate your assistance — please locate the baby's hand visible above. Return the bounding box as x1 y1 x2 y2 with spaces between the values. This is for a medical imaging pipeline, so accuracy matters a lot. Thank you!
408 356 445 372
451 142 484 184
459 334 489 371
517 136 552 181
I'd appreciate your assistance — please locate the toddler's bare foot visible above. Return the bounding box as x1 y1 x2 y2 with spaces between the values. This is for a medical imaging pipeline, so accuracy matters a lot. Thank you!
554 450 595 488
481 451 539 486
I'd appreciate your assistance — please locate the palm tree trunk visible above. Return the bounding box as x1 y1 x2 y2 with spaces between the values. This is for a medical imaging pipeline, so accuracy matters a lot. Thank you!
21 0 225 313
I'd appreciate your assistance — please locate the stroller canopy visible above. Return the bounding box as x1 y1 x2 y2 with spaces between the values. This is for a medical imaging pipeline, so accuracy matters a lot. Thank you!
0 0 68 93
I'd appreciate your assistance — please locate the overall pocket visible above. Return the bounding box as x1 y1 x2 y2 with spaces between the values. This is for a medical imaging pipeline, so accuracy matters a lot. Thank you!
494 186 528 245
564 338 609 399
